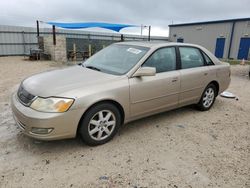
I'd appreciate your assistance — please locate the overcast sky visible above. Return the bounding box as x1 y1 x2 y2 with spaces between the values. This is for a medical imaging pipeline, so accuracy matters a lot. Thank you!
1 0 249 36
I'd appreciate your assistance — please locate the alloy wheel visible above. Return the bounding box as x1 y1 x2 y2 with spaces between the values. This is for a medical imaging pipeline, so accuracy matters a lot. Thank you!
202 87 215 108
88 110 116 141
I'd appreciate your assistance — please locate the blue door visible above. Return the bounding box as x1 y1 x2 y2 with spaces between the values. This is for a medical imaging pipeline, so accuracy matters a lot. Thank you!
177 38 184 43
215 38 225 58
238 38 250 60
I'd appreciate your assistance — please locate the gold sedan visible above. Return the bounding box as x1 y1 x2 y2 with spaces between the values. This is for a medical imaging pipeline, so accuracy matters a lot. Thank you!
11 42 230 145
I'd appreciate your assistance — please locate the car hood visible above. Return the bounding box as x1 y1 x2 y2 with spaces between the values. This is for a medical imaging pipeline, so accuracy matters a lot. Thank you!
22 66 119 97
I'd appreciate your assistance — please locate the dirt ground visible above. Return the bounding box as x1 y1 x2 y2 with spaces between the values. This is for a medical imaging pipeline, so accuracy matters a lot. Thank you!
0 57 249 188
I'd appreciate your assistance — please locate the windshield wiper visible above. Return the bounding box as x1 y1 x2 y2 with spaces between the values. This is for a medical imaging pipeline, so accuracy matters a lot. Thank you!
85 65 101 71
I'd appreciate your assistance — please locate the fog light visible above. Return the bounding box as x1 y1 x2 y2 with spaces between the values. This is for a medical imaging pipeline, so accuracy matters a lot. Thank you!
30 127 54 134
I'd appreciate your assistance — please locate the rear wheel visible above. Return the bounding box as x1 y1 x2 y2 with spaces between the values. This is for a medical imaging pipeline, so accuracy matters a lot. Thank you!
197 84 217 111
79 103 121 146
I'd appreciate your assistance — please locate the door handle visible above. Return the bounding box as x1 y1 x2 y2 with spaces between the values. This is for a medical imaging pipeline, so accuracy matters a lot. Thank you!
172 77 178 82
204 72 208 76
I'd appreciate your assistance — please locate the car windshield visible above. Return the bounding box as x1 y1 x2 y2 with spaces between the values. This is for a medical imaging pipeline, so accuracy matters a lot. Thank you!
83 44 149 75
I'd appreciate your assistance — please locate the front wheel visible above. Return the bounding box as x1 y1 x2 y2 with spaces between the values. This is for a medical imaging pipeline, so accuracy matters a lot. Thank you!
78 103 121 146
197 84 217 111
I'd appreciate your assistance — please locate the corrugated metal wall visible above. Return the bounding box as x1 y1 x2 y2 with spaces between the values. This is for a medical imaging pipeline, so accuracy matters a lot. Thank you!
0 25 38 55
169 20 250 59
0 25 168 56
169 22 233 59
231 21 250 59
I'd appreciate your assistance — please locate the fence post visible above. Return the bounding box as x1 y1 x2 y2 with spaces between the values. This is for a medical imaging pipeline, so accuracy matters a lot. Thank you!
22 31 26 57
52 25 56 45
36 20 40 48
73 43 76 61
148 26 151 41
88 44 92 57
36 20 40 37
121 34 124 41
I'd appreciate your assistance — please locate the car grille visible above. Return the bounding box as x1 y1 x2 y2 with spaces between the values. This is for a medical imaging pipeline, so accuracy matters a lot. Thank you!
17 85 36 106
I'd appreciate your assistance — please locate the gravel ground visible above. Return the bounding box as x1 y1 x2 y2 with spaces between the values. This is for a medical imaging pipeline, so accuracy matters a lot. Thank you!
0 57 249 188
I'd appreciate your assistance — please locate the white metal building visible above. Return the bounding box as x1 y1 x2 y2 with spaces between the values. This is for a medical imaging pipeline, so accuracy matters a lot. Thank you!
169 18 250 60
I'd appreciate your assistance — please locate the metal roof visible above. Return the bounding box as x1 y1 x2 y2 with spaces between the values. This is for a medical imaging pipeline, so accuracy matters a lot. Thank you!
169 17 250 27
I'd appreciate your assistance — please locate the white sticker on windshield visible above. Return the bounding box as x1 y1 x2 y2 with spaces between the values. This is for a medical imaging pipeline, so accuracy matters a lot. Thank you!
127 48 142 54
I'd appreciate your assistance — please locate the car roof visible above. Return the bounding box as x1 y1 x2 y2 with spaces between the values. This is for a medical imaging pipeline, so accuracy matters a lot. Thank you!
116 41 203 49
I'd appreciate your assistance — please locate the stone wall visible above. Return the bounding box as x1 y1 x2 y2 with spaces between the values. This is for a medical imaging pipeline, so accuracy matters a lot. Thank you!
43 36 67 62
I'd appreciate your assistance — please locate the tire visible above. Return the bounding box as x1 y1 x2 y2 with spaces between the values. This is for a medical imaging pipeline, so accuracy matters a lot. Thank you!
197 84 217 111
79 103 121 146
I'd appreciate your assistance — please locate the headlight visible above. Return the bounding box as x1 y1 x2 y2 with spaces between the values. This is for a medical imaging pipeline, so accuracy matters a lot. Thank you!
30 97 74 113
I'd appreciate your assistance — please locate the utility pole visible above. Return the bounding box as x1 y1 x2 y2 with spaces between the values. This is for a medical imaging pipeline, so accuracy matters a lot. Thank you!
141 25 151 40
140 24 143 36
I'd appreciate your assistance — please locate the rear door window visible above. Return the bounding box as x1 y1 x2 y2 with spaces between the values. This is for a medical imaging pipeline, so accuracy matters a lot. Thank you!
179 47 205 69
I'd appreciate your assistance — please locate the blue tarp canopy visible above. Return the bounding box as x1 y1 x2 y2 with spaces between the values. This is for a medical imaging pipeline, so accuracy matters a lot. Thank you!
46 22 136 32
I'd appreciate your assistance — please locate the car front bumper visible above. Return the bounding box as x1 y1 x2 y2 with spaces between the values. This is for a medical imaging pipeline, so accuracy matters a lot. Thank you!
11 93 82 140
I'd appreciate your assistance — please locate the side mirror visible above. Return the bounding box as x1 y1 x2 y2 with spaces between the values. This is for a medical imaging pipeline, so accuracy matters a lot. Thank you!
133 67 156 77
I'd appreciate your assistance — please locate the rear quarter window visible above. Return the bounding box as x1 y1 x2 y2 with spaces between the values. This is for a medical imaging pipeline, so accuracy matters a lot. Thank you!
202 51 214 65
